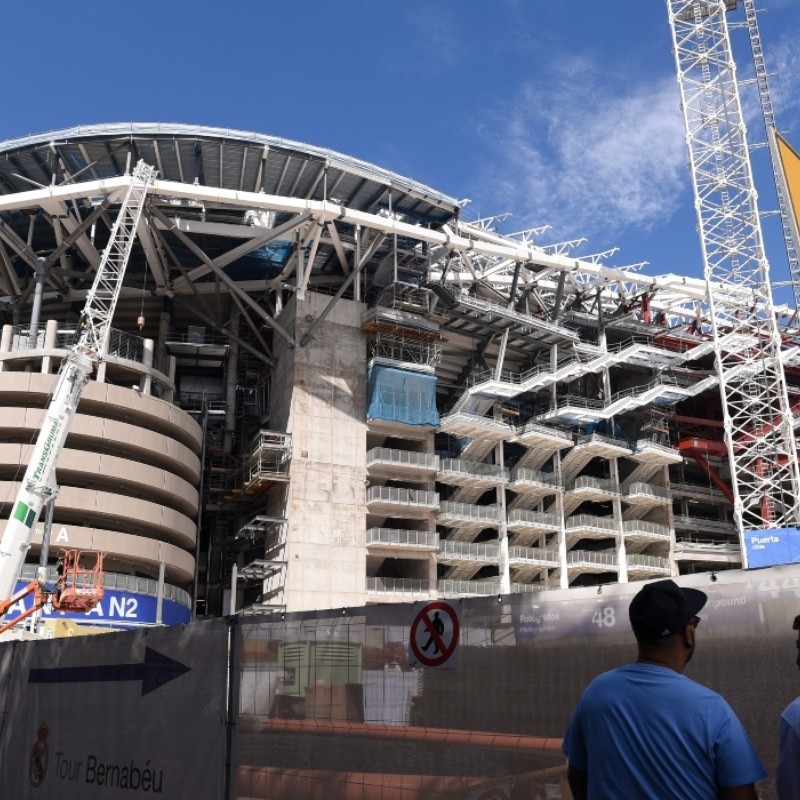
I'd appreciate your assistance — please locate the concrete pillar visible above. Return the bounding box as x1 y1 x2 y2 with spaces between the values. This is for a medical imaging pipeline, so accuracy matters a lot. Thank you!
42 319 58 374
612 457 628 583
164 355 176 403
157 311 170 375
140 338 154 396
496 442 510 594
0 324 13 372
555 450 569 590
156 559 166 625
224 316 240 452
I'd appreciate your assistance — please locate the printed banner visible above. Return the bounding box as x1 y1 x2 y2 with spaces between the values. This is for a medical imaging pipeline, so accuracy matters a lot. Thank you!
3 583 191 628
0 619 228 799
745 527 800 568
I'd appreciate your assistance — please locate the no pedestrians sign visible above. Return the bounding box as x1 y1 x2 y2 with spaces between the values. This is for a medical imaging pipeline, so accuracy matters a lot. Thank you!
408 600 461 669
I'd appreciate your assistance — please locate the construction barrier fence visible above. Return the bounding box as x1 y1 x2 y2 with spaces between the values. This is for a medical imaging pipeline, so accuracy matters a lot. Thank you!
2 565 800 799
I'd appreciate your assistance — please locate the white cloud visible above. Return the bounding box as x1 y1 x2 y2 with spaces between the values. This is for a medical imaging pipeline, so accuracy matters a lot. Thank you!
768 32 800 129
471 61 689 245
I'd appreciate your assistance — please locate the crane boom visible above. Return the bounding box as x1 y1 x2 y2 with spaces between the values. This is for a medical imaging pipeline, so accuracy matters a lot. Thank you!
665 0 800 557
0 161 156 607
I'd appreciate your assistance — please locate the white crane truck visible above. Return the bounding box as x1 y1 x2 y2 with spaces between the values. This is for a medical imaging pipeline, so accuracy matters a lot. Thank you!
0 161 157 635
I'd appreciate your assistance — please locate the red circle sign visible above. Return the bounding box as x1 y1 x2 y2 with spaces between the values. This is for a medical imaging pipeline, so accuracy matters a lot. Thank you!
410 601 460 667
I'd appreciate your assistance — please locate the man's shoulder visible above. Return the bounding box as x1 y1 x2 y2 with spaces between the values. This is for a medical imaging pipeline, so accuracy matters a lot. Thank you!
782 696 800 727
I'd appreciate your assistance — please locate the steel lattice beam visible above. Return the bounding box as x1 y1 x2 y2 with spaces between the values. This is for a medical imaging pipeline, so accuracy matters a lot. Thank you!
666 0 800 554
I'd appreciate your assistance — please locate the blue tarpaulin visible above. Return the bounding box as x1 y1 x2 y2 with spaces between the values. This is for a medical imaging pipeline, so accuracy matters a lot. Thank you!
744 527 800 568
367 364 439 426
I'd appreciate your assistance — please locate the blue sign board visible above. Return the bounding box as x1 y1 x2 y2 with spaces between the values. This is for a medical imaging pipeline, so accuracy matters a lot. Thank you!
744 527 800 568
4 582 191 629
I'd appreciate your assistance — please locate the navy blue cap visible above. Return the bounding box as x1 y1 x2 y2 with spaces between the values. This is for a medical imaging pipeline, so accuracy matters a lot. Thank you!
629 579 707 638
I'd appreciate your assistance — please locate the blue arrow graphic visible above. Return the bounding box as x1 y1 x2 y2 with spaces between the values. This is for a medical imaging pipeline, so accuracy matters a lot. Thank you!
28 647 191 696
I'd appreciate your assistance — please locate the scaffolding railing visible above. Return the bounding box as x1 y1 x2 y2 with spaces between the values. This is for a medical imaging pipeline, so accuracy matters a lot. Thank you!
19 564 192 608
366 577 431 593
438 458 509 482
507 546 560 564
438 501 503 523
507 509 561 528
367 487 440 507
367 332 441 367
366 448 437 470
438 540 501 560
510 467 561 487
566 515 618 533
566 549 618 567
626 482 670 500
568 476 619 494
626 553 671 570
622 520 671 539
437 579 501 596
366 528 439 548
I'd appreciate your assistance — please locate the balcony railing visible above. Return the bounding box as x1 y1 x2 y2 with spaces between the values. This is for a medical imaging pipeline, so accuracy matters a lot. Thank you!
566 550 618 567
366 448 437 470
508 546 560 564
439 502 503 523
438 458 509 482
366 528 440 548
19 565 191 608
622 520 670 539
626 554 671 570
511 583 546 594
674 538 740 553
507 509 561 528
437 580 501 596
366 577 431 593
510 467 561 487
367 487 439 507
566 515 618 533
568 476 618 493
626 482 670 500
673 516 737 534
515 420 574 443
439 540 500 560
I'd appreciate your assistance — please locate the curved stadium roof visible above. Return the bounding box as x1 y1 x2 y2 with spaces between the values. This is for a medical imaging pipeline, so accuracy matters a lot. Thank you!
0 123 461 224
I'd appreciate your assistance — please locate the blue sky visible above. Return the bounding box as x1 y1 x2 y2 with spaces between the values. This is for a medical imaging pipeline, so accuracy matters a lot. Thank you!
2 1 799 297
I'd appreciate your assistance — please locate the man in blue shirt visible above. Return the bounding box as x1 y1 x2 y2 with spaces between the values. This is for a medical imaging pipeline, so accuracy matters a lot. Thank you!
776 614 800 799
563 579 765 800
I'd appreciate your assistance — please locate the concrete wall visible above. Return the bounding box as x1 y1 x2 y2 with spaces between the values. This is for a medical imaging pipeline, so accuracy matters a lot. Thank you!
271 292 367 611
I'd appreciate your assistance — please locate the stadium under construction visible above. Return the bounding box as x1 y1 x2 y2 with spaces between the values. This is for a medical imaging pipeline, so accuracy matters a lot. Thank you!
0 111 797 627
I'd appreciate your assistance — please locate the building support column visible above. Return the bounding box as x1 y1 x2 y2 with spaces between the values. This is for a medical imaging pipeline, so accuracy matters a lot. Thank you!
496 442 510 594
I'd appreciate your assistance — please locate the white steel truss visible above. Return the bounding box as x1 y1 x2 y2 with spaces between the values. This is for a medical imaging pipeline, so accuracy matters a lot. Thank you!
78 160 157 358
666 0 800 554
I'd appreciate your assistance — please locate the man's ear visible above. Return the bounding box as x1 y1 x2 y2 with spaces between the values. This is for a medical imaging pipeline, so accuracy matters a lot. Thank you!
681 624 695 650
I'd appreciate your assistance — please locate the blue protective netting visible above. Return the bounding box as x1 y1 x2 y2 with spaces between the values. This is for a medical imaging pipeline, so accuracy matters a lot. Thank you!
367 365 439 426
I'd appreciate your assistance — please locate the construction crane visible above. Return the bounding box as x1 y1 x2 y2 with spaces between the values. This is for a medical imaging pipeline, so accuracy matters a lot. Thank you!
665 0 800 562
738 0 800 309
0 160 157 633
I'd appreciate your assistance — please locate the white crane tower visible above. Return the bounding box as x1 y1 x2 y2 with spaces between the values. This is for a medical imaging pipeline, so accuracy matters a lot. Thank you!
0 161 157 626
665 0 800 561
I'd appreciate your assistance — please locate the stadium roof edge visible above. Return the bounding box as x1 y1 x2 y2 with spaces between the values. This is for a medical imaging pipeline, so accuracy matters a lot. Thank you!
0 121 462 211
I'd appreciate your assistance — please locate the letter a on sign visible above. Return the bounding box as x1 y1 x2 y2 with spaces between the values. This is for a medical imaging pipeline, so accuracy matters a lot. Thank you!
408 600 461 669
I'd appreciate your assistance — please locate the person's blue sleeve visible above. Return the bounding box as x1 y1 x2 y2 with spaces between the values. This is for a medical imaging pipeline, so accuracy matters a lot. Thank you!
776 702 800 800
713 701 767 788
563 698 588 771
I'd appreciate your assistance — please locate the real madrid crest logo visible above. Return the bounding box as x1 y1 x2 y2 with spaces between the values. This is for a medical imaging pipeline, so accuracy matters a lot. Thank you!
29 721 49 788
